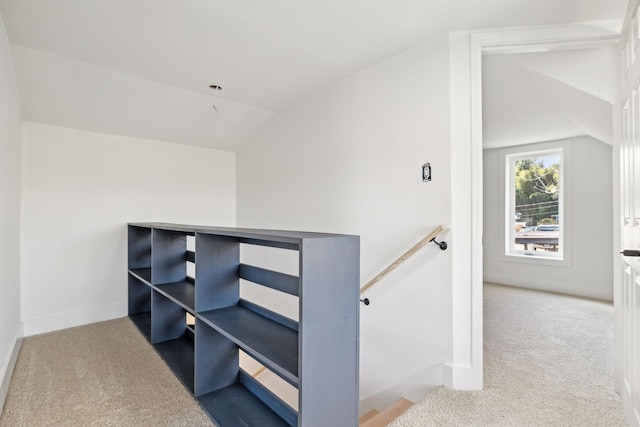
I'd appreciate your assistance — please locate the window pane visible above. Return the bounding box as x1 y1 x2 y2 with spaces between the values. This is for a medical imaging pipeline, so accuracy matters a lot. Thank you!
509 152 561 258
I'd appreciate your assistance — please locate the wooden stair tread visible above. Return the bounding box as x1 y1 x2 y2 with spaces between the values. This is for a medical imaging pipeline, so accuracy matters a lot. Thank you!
359 409 379 424
360 397 414 427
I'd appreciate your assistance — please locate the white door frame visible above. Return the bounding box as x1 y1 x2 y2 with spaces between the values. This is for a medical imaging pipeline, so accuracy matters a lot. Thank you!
448 22 621 390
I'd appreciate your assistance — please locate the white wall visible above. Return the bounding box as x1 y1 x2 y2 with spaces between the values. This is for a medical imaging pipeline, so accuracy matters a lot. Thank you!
483 136 613 300
0 9 23 412
237 35 452 402
20 123 236 335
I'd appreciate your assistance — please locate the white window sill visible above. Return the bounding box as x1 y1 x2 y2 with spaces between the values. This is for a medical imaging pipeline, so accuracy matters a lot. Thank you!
502 251 570 268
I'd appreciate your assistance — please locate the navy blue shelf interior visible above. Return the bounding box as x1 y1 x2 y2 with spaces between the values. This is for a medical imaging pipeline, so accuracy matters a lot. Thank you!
200 304 299 385
129 312 151 341
155 280 196 312
199 383 291 427
154 330 195 394
129 268 151 284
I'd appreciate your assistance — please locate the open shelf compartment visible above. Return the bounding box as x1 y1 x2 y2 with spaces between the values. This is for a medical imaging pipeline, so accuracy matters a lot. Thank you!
151 289 195 393
155 279 196 313
128 225 151 270
199 300 299 386
129 268 151 284
154 330 195 394
128 273 152 341
197 365 296 427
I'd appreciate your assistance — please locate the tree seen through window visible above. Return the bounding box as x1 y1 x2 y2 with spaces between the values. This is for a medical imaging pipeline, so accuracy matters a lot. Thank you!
507 150 563 258
514 156 559 228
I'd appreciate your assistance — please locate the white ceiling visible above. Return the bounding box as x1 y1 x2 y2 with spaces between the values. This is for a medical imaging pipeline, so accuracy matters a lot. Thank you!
482 47 617 149
0 0 628 151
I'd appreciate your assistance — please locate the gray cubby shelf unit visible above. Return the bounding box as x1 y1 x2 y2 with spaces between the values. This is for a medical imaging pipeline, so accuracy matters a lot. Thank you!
127 222 360 427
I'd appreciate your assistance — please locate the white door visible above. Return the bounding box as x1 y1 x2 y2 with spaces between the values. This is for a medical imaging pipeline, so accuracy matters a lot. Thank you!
619 3 640 425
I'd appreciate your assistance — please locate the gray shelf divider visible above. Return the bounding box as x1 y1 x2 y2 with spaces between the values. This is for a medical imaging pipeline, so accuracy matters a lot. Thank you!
128 225 151 271
151 290 188 344
298 236 360 426
128 273 151 339
195 233 240 312
151 229 187 285
128 225 153 340
194 318 238 397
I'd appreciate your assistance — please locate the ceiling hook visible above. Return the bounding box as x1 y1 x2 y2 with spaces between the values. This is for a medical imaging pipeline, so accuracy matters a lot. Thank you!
209 84 222 113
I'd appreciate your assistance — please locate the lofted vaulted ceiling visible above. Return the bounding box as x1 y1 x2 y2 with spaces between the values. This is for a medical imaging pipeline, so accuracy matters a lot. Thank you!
482 47 618 149
0 0 628 151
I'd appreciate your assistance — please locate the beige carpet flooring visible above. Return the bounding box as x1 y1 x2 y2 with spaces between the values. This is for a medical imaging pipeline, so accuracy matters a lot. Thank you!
0 318 213 426
389 283 627 427
0 284 627 426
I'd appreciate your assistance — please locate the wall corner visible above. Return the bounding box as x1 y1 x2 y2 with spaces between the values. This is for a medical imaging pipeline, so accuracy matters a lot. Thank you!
0 324 24 415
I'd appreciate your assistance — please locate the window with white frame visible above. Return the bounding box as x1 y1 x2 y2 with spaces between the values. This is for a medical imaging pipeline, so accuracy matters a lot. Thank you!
505 148 564 260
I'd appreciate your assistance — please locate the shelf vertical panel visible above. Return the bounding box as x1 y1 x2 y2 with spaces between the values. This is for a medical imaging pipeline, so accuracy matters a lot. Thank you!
298 236 360 427
128 273 151 314
128 273 151 341
194 319 239 397
152 229 187 284
195 233 240 312
128 225 152 341
151 290 187 344
128 225 151 270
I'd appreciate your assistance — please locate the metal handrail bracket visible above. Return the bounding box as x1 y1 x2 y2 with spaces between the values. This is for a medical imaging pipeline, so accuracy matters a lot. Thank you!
359 224 449 305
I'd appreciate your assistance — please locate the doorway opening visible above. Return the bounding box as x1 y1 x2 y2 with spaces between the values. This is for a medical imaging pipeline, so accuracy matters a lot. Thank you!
448 23 620 391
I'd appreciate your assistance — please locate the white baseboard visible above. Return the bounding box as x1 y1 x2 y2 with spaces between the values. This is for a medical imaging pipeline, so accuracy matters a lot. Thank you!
483 273 613 301
359 364 443 414
443 363 479 390
22 302 127 337
1 325 23 415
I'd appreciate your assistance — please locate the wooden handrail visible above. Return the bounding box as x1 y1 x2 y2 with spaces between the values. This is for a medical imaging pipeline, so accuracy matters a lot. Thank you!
360 225 449 296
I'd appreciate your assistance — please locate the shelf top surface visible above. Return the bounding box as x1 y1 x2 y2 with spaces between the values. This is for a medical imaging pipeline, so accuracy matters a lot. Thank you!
129 222 358 244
